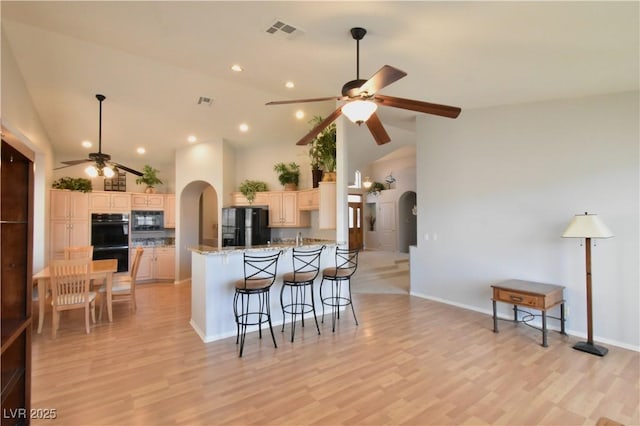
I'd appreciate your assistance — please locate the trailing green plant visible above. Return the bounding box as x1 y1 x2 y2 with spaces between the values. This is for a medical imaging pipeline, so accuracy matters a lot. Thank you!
273 162 300 186
368 181 386 194
239 180 268 204
309 116 336 172
135 165 163 188
51 176 92 192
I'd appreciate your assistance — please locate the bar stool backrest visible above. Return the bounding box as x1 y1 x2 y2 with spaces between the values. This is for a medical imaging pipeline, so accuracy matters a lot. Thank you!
240 251 281 290
334 247 359 277
291 245 325 281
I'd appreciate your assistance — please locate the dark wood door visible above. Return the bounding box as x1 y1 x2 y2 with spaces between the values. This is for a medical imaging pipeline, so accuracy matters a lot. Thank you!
348 202 363 250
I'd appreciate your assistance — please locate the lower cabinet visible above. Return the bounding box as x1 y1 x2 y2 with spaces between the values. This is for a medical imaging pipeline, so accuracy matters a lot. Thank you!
134 247 175 282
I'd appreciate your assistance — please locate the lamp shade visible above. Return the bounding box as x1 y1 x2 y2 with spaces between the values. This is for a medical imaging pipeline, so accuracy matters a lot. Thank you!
342 100 377 124
562 213 613 238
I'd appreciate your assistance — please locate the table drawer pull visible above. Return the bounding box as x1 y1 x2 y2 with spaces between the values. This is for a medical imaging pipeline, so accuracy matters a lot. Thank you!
510 295 523 302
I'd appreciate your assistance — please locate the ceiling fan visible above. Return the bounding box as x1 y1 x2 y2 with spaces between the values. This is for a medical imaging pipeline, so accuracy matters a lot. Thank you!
55 94 143 177
266 27 461 146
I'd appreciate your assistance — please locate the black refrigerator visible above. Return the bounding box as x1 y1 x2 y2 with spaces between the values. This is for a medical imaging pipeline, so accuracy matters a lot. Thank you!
221 207 271 247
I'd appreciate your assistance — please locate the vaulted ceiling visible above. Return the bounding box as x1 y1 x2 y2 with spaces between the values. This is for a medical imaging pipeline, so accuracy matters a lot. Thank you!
2 1 638 171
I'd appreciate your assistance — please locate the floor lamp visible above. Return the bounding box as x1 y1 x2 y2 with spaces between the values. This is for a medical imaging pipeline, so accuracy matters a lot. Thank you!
562 212 613 356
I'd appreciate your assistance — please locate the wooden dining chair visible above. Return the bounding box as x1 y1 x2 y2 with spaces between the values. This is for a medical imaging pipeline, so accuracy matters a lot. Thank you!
100 246 143 318
50 258 96 338
64 245 94 260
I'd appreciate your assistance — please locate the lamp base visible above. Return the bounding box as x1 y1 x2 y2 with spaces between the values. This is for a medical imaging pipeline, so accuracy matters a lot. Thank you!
573 341 608 357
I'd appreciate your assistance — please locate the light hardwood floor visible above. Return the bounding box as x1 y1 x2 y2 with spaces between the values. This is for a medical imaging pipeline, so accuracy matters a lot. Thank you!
31 280 638 425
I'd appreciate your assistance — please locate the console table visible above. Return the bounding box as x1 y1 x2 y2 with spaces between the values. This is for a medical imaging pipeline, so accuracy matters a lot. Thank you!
492 279 566 347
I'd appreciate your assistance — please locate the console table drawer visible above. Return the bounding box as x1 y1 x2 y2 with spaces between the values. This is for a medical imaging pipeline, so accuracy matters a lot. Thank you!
494 288 544 309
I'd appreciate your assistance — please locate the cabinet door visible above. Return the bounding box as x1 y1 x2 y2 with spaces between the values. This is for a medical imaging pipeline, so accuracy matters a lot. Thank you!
69 192 89 219
267 193 283 227
281 192 298 226
131 194 148 209
68 220 90 248
50 221 70 259
110 193 131 212
298 189 319 211
155 248 175 280
135 249 154 281
89 192 112 211
146 195 164 210
164 195 176 228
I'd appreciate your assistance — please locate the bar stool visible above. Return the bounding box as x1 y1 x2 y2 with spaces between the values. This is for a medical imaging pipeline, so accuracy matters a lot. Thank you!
233 251 281 357
320 247 359 332
280 245 325 342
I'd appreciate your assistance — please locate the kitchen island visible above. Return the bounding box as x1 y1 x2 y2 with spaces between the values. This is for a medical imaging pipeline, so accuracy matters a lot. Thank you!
189 240 339 343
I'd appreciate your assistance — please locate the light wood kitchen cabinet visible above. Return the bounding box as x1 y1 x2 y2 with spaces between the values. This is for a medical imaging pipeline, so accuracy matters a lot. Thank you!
267 191 310 228
89 191 130 212
50 189 90 259
131 193 164 210
164 194 176 228
51 189 89 221
134 246 175 281
298 188 320 211
230 191 268 207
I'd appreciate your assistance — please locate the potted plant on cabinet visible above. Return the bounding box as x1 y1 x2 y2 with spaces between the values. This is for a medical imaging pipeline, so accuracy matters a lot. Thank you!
239 180 268 204
52 176 93 192
273 162 300 191
309 116 337 182
136 164 163 193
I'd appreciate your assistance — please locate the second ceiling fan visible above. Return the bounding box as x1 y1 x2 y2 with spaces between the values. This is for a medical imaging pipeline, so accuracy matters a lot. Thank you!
267 27 462 146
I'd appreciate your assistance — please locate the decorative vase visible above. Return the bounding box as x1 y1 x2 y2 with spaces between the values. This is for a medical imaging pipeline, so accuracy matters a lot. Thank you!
321 171 336 182
284 183 297 191
311 169 323 188
145 186 156 194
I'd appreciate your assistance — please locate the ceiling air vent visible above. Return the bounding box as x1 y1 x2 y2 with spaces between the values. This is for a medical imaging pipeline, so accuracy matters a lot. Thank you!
197 96 213 106
265 20 303 38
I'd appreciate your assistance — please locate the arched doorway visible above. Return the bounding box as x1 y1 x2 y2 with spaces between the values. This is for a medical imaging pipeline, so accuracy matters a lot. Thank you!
176 180 218 282
398 191 417 253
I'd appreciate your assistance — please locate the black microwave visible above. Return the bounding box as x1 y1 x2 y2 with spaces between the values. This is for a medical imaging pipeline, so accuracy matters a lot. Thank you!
131 210 164 231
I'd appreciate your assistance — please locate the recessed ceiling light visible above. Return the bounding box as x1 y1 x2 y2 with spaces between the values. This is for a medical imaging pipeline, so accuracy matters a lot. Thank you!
239 123 249 132
81 140 92 148
295 110 305 119
231 64 243 72
137 147 146 154
187 135 197 143
285 81 295 89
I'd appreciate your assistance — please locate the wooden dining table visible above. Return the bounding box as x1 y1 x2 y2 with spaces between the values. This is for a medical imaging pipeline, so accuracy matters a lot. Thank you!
32 258 118 334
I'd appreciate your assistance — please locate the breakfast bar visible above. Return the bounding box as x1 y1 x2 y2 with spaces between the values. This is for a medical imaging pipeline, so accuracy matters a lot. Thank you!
189 240 338 343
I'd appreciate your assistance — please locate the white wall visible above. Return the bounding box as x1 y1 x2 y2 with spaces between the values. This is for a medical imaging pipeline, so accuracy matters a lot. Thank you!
175 139 231 281
1 31 55 272
411 91 639 350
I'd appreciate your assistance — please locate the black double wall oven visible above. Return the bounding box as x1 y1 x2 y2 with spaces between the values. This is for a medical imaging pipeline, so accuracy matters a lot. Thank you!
91 213 129 272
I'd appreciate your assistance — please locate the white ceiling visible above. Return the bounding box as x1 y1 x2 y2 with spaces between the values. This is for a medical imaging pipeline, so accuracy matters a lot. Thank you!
2 1 638 172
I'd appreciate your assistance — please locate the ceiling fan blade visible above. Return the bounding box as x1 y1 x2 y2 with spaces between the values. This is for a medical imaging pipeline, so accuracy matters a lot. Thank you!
266 96 346 106
111 162 143 176
358 65 407 96
365 113 391 145
59 159 91 166
295 108 343 146
374 94 461 118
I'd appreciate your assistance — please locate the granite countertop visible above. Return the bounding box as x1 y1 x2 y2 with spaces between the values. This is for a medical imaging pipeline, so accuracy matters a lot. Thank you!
131 237 175 248
190 239 338 255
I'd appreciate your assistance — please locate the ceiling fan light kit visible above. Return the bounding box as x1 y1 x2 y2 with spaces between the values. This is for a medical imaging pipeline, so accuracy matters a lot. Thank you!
266 27 462 147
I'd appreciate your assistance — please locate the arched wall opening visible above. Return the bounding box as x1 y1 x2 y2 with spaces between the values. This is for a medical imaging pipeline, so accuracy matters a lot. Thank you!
177 180 218 281
398 191 417 253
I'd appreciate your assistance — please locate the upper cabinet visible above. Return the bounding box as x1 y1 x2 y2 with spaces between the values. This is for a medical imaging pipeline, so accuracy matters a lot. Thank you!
51 189 88 221
89 191 130 213
298 188 320 211
131 193 164 210
267 191 310 228
164 194 176 228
